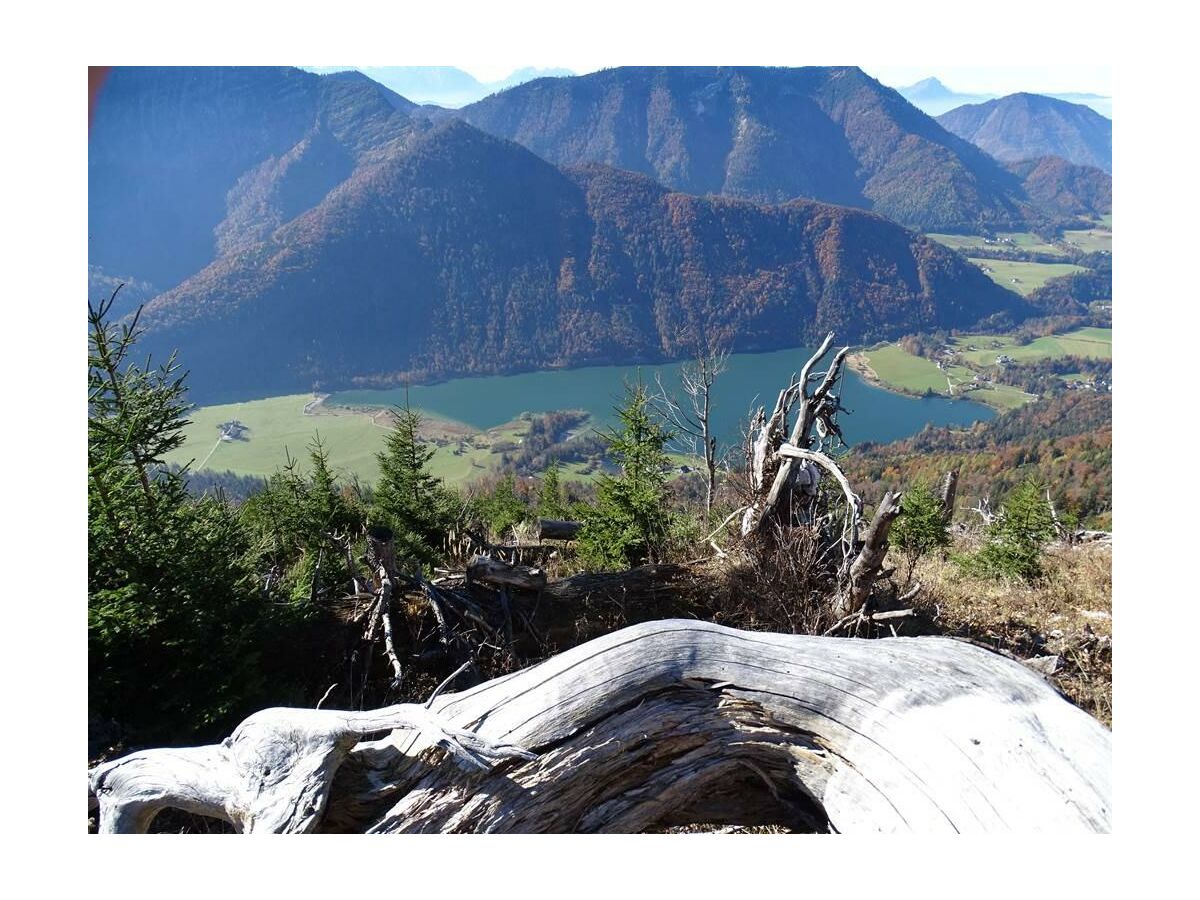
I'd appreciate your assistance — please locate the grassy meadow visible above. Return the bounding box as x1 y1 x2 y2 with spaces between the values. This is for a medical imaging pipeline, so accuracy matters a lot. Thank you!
856 343 1036 411
950 327 1112 366
966 258 1088 295
927 232 1067 256
855 326 1110 412
160 394 581 486
1062 228 1112 254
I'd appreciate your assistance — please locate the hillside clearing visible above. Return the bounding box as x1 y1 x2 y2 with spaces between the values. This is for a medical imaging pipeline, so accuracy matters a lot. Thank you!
966 258 1087 295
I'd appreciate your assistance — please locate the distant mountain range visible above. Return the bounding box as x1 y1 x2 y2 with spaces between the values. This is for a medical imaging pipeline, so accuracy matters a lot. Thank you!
938 93 1112 172
445 66 1094 233
88 66 1031 402
898 77 1112 119
304 66 576 108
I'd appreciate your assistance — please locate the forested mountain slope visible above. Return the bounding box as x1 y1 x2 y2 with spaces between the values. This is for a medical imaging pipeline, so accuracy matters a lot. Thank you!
938 93 1112 172
453 66 1049 231
137 120 1029 400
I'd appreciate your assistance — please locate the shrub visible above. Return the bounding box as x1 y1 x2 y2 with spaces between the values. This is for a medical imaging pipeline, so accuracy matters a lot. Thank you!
476 473 530 540
961 478 1057 581
890 482 950 582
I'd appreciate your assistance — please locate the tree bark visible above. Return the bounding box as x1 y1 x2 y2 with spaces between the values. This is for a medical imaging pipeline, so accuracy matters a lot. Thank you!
467 555 548 591
88 620 1111 834
842 490 904 615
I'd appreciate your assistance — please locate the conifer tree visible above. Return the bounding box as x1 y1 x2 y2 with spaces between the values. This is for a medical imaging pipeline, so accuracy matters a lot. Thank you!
373 404 456 567
577 383 673 570
88 292 265 743
891 481 950 583
963 477 1058 581
477 472 529 540
536 460 569 519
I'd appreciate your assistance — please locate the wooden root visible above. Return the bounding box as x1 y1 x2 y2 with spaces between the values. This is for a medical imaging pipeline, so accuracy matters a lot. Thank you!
89 620 1111 834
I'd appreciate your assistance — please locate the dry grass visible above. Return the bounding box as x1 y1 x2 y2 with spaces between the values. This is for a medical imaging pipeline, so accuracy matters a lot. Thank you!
901 538 1112 725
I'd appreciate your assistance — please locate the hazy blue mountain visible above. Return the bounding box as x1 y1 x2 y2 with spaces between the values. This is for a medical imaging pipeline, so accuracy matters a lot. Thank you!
898 77 994 117
939 94 1112 172
303 66 576 107
900 77 1111 119
89 66 418 290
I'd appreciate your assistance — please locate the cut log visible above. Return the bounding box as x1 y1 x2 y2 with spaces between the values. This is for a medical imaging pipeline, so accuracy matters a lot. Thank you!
88 620 1111 834
466 555 548 591
538 518 582 541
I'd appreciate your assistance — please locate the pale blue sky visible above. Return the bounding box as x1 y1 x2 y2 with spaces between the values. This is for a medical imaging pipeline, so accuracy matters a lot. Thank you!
447 64 1110 97
379 64 1108 98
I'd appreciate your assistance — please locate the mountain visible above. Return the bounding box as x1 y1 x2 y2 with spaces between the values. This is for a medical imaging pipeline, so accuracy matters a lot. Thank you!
133 119 1029 401
450 65 1046 232
1007 156 1112 220
89 66 419 290
899 77 1111 119
488 67 577 93
938 94 1112 172
303 66 576 108
897 77 994 117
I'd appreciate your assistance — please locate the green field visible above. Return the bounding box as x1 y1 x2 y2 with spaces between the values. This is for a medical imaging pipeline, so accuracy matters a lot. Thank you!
950 327 1112 366
858 344 950 394
1063 228 1112 254
966 258 1087 295
859 328 1112 411
927 232 1067 256
160 394 563 486
858 344 1036 411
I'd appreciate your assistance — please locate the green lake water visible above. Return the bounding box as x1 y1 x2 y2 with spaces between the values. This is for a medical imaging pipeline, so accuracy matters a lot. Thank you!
329 347 994 446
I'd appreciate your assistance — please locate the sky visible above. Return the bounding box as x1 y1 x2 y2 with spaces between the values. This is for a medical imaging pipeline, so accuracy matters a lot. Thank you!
446 64 1111 97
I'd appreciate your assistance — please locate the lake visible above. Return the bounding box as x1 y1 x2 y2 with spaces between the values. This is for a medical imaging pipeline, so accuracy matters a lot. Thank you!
329 346 994 448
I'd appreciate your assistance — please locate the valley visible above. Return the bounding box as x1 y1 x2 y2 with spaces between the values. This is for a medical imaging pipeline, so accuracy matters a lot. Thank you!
86 62 1117 838
165 346 997 485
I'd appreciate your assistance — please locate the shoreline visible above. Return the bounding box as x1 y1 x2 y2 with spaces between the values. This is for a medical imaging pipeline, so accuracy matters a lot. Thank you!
847 346 1026 414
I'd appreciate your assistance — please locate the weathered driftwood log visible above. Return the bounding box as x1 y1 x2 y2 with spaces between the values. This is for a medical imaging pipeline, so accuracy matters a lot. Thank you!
89 620 1111 834
466 555 547 591
538 518 582 541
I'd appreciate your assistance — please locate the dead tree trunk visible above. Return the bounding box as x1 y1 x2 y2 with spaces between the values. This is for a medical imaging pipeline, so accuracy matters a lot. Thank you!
842 490 904 615
742 333 850 536
89 620 1111 834
939 469 958 526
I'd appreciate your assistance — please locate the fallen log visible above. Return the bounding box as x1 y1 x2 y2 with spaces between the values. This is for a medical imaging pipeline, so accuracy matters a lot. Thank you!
538 518 582 541
466 555 547 591
88 620 1111 834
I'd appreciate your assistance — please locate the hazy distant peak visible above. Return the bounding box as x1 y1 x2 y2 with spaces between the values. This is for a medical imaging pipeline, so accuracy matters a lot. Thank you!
938 93 1112 172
